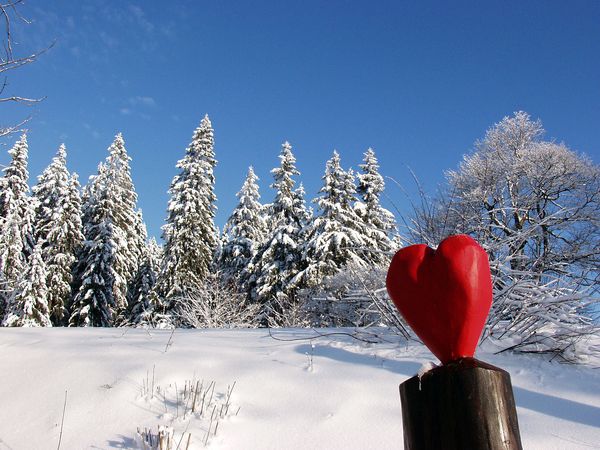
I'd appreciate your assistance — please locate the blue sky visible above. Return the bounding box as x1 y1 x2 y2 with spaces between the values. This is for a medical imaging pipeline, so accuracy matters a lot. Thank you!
1 0 599 240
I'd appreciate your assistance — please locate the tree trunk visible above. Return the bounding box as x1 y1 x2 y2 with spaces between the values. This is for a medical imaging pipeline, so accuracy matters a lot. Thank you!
400 358 522 450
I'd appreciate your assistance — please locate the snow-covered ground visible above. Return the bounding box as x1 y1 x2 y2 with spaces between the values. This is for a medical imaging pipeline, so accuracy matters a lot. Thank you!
0 328 598 449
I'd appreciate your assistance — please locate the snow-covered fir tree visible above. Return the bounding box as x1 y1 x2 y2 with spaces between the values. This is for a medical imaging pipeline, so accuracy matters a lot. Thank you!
293 182 312 232
129 209 149 281
0 134 35 251
70 134 144 326
69 161 118 327
105 134 143 312
0 135 35 315
33 144 70 242
214 226 227 270
32 145 84 325
156 115 218 314
0 174 8 232
220 166 267 284
296 151 370 287
127 238 161 326
80 162 106 223
70 167 101 304
2 243 51 327
125 209 150 306
251 142 309 322
291 180 313 269
0 211 25 318
0 275 6 318
0 165 6 317
355 148 397 263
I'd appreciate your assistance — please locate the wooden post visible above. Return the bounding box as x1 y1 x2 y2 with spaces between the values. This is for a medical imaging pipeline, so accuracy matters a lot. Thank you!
399 358 522 450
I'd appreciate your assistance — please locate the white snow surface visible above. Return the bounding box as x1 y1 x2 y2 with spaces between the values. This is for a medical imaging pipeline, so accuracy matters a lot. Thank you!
0 328 599 449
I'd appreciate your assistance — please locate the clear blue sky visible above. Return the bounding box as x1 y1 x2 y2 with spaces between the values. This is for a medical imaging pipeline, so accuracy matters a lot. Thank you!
1 0 599 240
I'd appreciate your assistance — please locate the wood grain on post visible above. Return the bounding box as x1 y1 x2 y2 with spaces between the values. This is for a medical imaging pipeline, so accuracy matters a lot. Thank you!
400 358 522 450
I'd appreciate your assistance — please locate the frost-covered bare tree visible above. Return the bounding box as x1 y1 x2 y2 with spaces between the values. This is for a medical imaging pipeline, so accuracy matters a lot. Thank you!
176 272 260 329
299 262 409 337
0 1 51 138
407 111 600 360
447 112 599 278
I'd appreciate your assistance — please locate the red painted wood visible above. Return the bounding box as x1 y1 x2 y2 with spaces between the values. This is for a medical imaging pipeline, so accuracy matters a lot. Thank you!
386 234 492 364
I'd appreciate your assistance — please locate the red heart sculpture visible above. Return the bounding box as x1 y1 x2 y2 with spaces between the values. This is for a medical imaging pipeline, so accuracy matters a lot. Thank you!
386 234 492 364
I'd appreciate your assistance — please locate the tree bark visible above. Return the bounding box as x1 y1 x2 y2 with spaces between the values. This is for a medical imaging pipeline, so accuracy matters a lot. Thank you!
400 358 522 450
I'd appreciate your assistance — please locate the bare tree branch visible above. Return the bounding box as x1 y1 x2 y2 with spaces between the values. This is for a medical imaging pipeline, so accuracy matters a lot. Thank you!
0 1 52 138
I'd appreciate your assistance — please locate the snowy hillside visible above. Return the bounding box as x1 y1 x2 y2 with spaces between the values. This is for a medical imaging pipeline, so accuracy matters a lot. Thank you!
0 328 599 449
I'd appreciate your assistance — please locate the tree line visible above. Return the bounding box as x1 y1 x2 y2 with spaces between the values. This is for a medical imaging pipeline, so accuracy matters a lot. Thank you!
0 111 598 361
0 115 398 328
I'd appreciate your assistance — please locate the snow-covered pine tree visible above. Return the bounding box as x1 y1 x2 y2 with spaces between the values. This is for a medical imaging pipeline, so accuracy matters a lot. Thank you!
0 172 8 229
130 210 149 275
355 148 397 264
70 164 105 302
220 166 267 285
122 210 149 311
2 243 51 327
0 166 6 317
32 145 84 325
0 135 36 306
251 142 309 323
296 151 370 287
0 279 6 319
70 134 142 326
156 115 218 313
291 180 313 273
124 209 150 310
80 162 106 221
0 211 25 319
33 144 70 242
105 134 143 313
69 173 118 327
62 173 84 306
214 226 227 271
127 238 161 326
293 182 312 232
